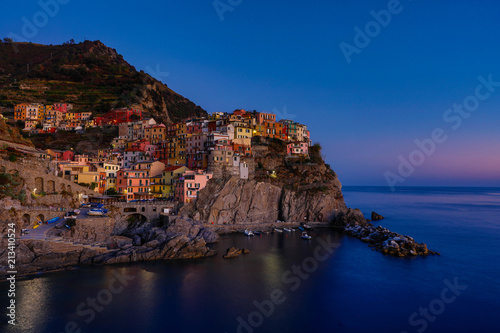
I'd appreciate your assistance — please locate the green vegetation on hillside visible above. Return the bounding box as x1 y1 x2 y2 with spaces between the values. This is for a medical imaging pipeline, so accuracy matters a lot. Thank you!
0 40 207 121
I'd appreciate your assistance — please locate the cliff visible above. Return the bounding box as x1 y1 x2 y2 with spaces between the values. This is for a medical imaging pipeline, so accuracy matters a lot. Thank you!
181 141 348 224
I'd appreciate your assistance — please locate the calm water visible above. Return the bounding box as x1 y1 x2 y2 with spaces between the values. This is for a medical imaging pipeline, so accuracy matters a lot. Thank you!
2 187 500 333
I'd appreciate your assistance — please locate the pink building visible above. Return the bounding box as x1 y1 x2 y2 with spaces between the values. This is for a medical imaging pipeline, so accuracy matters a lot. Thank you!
186 133 208 154
287 142 309 156
174 170 213 203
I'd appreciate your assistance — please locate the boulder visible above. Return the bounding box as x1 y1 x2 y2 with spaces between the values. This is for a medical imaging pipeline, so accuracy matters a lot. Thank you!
132 235 142 246
106 236 133 250
223 247 250 259
371 212 384 221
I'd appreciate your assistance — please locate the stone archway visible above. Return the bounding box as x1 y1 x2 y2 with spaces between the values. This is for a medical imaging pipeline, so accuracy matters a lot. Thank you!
22 214 30 227
35 177 44 194
9 169 19 177
46 180 55 194
36 214 45 224
126 213 148 224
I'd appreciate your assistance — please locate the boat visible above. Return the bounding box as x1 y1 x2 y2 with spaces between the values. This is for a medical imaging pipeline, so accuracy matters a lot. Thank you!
33 223 40 229
274 228 283 233
283 228 292 232
301 232 312 240
298 226 305 231
300 222 313 230
46 217 60 224
253 231 261 236
244 229 254 236
87 208 105 216
73 209 81 215
64 211 78 219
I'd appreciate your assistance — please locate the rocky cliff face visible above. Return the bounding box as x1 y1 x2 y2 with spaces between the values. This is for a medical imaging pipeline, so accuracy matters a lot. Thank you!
181 140 348 224
181 174 347 224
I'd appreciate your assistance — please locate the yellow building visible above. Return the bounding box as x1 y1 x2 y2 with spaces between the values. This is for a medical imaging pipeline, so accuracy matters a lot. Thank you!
161 166 189 197
150 174 163 197
76 171 100 191
234 124 253 139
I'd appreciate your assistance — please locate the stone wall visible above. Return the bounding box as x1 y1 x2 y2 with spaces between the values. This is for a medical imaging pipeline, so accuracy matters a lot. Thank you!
0 157 94 197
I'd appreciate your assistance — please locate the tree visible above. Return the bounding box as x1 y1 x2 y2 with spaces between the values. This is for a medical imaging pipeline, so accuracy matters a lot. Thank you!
105 188 118 196
130 113 141 121
3 37 13 43
309 143 323 164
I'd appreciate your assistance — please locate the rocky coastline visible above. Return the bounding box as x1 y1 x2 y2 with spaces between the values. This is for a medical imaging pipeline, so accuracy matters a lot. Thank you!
333 209 439 257
0 214 219 279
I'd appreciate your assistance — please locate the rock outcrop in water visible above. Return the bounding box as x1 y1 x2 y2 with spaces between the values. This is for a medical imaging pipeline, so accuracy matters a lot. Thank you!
222 247 250 259
333 213 439 257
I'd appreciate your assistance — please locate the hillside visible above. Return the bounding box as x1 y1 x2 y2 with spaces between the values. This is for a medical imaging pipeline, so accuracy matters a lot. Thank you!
0 118 34 147
0 40 207 122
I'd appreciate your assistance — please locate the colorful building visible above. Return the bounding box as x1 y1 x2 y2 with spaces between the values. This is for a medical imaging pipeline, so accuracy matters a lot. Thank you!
174 170 213 203
161 166 190 197
287 142 309 156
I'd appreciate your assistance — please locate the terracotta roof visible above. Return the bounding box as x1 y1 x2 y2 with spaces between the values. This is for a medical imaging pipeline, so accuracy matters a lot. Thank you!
163 166 184 171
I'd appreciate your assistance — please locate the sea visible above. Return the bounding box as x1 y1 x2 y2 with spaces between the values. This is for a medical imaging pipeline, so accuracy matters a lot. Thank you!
1 186 500 333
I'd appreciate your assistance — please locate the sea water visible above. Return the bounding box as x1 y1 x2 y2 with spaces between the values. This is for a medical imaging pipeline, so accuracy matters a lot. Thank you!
2 187 499 333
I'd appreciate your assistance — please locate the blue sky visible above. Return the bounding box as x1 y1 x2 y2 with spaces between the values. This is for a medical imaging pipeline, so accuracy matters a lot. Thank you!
2 0 500 186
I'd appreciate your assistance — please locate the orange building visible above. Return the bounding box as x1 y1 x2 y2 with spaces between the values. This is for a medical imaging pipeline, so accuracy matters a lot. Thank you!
14 103 29 121
262 121 284 140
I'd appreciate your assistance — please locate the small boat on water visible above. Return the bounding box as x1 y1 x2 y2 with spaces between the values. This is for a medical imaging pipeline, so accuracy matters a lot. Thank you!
300 222 313 230
301 232 312 240
283 228 292 232
244 229 255 236
73 209 81 215
253 231 261 236
274 228 283 233
298 226 305 231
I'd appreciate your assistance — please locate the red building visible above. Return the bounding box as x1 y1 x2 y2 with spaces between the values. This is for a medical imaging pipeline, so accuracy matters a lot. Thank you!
102 108 142 125
94 117 104 126
187 122 202 134
208 121 217 133
62 150 75 161
233 109 246 116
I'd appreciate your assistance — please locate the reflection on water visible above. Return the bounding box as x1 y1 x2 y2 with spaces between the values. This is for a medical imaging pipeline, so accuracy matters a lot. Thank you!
2 187 500 333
